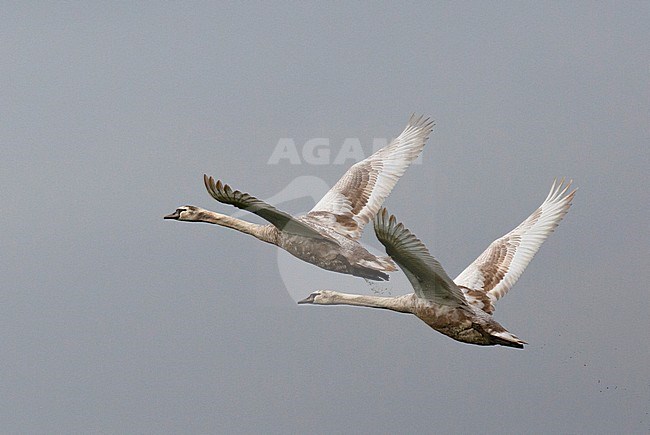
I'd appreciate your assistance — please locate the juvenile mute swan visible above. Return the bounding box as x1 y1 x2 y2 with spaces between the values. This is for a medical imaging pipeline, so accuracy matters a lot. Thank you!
299 179 576 348
164 115 434 280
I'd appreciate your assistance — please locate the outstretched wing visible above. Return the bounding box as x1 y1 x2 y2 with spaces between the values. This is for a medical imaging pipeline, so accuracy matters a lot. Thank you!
309 115 434 240
204 175 334 241
373 208 467 307
454 179 576 311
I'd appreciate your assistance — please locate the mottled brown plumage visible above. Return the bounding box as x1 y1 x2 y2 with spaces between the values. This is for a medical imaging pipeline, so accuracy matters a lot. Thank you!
165 115 434 280
299 180 576 348
455 178 576 302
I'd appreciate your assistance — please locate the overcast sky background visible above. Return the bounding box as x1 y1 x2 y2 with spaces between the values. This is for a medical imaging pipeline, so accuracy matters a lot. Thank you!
1 2 649 433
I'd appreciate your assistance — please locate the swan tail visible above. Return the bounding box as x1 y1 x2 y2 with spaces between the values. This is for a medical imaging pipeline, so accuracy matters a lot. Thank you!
352 256 396 281
356 255 396 271
375 255 398 272
489 329 527 349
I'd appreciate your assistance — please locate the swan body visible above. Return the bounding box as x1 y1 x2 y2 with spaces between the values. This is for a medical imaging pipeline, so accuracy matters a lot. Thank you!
299 179 577 348
165 115 434 280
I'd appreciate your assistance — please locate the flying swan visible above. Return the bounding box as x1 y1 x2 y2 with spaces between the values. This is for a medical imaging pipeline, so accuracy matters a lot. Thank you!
298 179 576 348
164 115 434 280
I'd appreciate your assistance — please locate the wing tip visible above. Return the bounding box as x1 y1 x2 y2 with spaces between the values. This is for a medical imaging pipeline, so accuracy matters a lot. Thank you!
374 207 398 239
203 174 216 198
406 113 436 134
546 177 578 209
203 174 236 201
373 207 423 255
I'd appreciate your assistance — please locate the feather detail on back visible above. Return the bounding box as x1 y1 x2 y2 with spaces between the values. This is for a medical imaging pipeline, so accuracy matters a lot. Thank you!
309 115 434 240
454 178 576 310
373 208 467 307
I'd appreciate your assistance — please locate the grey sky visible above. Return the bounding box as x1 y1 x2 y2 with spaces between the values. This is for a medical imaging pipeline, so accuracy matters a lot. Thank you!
1 2 648 433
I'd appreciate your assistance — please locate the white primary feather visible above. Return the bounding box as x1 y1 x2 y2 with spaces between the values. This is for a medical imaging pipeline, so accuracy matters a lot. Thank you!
454 179 576 306
309 114 434 239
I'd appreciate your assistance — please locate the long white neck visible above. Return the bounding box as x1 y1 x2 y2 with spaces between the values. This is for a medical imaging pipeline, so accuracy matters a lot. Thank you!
192 208 278 245
317 291 415 314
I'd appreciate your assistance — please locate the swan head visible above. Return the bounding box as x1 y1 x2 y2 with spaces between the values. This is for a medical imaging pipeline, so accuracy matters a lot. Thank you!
164 205 203 221
297 290 335 305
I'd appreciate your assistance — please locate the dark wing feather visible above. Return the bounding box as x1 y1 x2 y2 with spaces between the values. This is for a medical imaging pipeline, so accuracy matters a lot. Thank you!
373 208 467 307
204 175 334 241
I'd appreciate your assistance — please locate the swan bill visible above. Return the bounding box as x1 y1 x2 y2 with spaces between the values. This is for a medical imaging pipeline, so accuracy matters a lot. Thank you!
164 210 182 219
297 293 317 304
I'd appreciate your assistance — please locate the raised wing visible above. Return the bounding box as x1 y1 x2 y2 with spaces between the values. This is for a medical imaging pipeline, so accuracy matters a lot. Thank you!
373 208 467 307
454 179 576 310
309 114 434 240
204 175 334 241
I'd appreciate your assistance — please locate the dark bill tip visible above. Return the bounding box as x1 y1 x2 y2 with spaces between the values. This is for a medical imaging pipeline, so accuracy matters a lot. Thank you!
297 294 315 304
163 211 180 219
